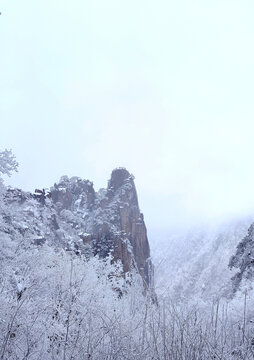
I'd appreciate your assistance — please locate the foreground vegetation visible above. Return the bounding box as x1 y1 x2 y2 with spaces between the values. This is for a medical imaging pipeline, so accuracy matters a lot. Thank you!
1 242 254 360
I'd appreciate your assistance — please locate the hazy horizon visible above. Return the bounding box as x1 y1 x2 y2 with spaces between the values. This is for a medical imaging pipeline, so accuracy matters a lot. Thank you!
1 0 254 237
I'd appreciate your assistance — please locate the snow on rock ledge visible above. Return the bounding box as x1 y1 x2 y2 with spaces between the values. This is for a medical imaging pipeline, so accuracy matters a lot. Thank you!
2 168 153 289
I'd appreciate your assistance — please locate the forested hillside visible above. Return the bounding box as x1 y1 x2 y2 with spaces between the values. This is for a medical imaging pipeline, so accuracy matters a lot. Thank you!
1 150 254 359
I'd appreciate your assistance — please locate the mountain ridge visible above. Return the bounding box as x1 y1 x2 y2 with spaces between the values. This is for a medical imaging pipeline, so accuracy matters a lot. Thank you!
2 167 153 288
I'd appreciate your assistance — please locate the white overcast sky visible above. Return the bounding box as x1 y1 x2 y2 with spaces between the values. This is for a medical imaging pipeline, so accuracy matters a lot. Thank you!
1 0 254 238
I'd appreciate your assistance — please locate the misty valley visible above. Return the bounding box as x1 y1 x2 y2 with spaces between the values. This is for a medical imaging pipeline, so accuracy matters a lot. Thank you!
1 0 254 357
1 150 254 360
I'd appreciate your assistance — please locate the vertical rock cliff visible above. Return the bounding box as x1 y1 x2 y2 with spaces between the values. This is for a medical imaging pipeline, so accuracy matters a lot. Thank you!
105 168 152 287
2 168 153 288
50 168 153 287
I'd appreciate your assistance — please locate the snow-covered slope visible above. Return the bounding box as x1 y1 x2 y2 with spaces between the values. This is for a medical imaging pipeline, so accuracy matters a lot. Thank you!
1 168 153 287
152 217 253 300
229 222 254 293
2 151 254 359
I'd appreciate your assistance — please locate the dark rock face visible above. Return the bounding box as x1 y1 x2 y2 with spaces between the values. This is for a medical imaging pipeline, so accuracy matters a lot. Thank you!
2 169 153 288
51 176 96 211
50 168 153 287
107 168 151 286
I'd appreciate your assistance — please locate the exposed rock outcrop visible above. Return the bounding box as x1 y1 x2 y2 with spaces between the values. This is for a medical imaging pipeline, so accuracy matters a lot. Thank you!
50 168 152 287
2 168 153 288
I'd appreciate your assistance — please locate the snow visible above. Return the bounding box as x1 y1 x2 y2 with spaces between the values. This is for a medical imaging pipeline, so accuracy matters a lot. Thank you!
17 283 23 293
1 149 254 358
